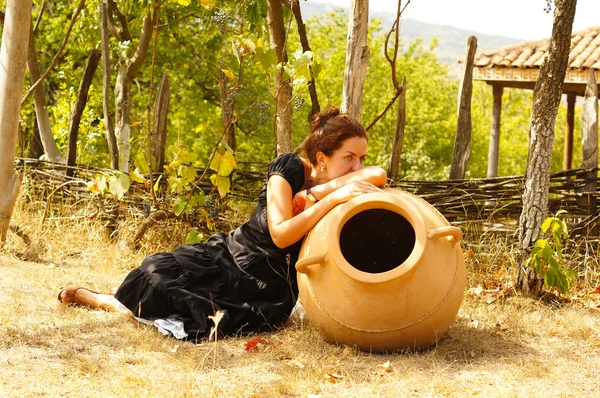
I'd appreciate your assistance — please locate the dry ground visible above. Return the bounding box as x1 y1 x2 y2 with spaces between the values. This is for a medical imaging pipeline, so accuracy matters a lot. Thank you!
1 204 600 397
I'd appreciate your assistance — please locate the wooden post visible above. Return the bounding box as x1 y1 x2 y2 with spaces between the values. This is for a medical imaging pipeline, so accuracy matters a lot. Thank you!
66 49 101 177
388 77 406 180
563 93 576 170
450 36 477 180
576 70 598 213
340 0 369 122
152 73 170 173
487 85 503 178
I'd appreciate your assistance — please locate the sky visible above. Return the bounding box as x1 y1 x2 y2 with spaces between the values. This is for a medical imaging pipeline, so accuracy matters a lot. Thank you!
309 0 600 40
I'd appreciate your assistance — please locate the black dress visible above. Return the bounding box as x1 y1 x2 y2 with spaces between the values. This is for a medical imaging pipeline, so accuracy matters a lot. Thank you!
114 154 306 342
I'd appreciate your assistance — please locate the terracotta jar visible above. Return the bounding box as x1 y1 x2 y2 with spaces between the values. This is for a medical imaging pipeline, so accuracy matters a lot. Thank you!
295 188 465 352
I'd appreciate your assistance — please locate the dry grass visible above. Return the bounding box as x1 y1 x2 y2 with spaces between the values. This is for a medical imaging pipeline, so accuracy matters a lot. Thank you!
2 198 600 397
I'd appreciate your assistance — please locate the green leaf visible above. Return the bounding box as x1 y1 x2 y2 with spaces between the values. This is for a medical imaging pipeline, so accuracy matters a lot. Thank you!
108 172 131 200
541 217 553 233
210 174 231 197
255 47 278 71
153 175 162 194
167 176 185 194
173 0 191 5
185 229 204 244
173 196 187 216
130 167 147 184
179 164 198 183
194 191 206 206
293 63 310 85
309 60 323 80
541 244 554 262
134 152 150 174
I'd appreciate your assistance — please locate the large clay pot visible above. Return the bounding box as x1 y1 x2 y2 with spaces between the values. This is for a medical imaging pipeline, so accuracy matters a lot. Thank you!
295 188 465 352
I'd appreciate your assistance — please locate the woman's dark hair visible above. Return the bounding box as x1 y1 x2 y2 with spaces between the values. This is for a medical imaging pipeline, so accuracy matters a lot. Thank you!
296 107 368 166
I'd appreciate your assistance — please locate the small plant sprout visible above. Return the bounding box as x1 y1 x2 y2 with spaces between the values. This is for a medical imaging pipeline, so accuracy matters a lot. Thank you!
525 210 577 294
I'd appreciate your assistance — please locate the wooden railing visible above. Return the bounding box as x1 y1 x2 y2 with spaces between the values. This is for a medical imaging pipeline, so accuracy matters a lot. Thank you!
16 158 600 237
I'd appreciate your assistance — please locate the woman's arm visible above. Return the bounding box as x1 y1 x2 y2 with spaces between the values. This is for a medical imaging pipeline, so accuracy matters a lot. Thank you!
267 166 387 249
308 166 387 201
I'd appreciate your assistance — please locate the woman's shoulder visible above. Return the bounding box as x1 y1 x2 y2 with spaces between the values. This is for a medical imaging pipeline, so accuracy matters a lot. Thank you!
267 153 305 192
268 153 304 175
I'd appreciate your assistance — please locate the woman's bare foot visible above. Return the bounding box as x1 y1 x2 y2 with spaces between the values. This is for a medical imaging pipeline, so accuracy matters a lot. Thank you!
57 285 131 316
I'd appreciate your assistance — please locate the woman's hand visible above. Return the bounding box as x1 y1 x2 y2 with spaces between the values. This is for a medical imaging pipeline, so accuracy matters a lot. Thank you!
329 180 384 204
292 192 308 216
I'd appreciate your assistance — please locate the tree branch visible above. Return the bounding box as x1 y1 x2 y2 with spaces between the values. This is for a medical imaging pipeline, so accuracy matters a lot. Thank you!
33 0 47 33
106 0 131 41
127 11 154 79
284 0 320 119
20 0 86 106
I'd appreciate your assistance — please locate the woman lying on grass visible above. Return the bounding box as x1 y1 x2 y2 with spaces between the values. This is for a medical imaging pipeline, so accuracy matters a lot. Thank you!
58 107 387 342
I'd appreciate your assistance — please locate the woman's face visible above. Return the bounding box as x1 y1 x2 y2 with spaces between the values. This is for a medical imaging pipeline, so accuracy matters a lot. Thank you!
321 136 368 180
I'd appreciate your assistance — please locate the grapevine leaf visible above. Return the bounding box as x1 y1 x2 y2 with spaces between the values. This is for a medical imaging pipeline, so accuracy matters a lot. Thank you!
130 167 147 184
108 172 131 200
185 229 204 244
210 174 230 197
209 149 237 176
173 197 186 216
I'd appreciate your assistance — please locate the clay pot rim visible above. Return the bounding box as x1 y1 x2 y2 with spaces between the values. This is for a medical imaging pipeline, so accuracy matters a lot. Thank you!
329 191 427 284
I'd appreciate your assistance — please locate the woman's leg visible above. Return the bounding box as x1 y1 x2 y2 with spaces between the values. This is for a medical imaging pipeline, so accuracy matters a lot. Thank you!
58 286 133 317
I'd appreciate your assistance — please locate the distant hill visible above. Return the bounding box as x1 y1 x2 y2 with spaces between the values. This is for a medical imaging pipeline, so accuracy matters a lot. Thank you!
300 2 522 73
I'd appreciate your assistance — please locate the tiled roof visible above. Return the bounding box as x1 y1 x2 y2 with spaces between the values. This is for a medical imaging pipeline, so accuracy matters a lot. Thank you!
474 26 600 70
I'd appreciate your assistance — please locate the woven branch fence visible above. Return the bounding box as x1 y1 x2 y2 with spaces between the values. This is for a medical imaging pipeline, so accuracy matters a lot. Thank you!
15 158 600 238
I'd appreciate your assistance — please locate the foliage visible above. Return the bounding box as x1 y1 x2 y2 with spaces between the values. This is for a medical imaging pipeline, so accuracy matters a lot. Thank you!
7 1 580 183
525 210 577 294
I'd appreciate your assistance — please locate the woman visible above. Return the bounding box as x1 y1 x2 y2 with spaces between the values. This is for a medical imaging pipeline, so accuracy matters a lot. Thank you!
58 107 387 342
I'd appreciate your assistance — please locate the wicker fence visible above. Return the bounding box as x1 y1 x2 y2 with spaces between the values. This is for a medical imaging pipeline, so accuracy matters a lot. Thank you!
16 159 600 237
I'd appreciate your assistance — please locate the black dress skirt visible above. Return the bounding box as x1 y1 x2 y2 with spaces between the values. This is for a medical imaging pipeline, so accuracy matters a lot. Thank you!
114 154 306 342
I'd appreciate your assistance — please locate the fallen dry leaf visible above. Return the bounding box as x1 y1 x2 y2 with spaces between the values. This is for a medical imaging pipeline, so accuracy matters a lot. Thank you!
244 337 273 352
326 373 345 383
378 361 392 372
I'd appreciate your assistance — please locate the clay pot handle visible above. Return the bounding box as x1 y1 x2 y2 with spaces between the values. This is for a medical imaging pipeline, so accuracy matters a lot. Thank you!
427 226 463 246
295 253 327 274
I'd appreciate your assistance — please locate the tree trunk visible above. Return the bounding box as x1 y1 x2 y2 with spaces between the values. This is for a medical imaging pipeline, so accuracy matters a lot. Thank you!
26 23 64 163
28 122 44 159
449 36 477 179
517 0 576 295
114 63 133 171
267 0 293 155
0 0 31 243
99 1 119 170
486 85 503 178
153 73 170 173
576 70 598 213
66 48 101 177
113 11 153 172
388 77 406 180
340 0 369 122
219 61 236 151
